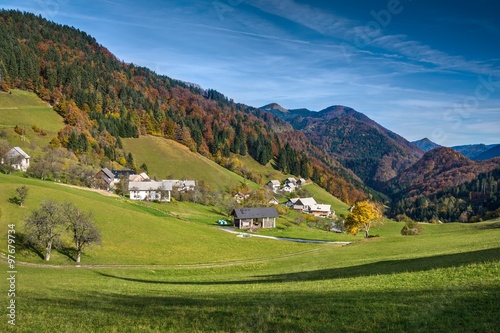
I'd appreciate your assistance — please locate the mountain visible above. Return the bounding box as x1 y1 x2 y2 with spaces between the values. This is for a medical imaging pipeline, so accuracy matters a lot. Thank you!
386 147 479 197
263 104 424 188
260 103 289 113
0 10 371 204
387 147 500 221
475 145 500 161
451 144 498 160
412 138 441 152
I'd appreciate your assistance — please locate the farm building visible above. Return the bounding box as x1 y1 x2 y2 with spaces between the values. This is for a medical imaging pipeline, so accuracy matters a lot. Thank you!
94 168 114 190
292 197 317 211
231 207 278 230
128 181 173 202
308 204 333 218
266 180 281 193
2 146 30 171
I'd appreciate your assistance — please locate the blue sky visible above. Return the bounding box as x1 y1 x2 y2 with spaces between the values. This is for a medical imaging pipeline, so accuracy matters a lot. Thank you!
2 0 500 146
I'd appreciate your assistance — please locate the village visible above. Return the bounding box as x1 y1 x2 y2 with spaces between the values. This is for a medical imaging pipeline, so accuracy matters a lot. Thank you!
93 165 336 231
2 146 337 233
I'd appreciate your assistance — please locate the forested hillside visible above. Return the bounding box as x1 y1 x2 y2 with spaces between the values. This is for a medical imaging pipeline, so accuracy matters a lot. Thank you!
387 148 500 221
264 104 424 188
0 10 370 204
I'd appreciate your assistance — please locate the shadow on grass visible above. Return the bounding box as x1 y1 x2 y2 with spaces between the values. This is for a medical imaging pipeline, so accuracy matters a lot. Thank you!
476 221 500 229
8 196 21 205
24 286 500 332
57 246 77 262
15 233 45 260
95 247 500 285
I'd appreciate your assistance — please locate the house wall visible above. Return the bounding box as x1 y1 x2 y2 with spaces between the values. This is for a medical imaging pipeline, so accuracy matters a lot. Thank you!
7 157 29 171
130 190 171 202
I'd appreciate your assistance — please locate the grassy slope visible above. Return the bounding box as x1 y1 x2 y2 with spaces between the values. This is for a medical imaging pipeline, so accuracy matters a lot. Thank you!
0 174 321 265
123 136 256 190
4 221 500 332
0 90 63 148
302 183 350 216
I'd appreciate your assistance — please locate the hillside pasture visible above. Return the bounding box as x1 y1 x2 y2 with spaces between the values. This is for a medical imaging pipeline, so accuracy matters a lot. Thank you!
123 136 256 190
3 219 500 332
0 174 499 332
0 90 63 148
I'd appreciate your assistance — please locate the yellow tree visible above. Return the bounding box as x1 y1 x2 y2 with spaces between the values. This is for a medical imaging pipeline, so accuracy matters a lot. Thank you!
345 201 382 238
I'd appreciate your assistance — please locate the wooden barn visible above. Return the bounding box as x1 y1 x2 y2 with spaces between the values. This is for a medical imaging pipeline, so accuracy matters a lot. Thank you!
231 207 278 230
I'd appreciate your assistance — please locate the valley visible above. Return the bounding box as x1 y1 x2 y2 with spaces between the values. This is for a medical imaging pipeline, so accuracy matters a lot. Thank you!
0 8 499 333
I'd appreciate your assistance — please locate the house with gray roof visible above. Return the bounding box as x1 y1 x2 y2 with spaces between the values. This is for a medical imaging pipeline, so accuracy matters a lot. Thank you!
231 207 279 229
3 147 30 171
293 197 317 211
128 181 173 202
94 168 115 190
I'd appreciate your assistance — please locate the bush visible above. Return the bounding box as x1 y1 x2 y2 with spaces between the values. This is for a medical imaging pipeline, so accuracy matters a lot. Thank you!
401 218 423 236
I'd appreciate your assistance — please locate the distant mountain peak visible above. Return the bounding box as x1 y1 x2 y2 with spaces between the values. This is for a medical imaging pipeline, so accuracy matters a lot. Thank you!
412 138 441 152
260 103 288 113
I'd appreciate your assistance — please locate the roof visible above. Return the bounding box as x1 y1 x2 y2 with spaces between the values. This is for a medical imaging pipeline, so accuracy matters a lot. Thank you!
112 169 135 178
163 180 196 188
231 207 279 219
7 147 30 159
128 173 150 182
286 177 297 183
101 168 114 179
128 181 173 191
139 172 150 179
288 198 300 204
182 180 196 187
268 180 280 186
295 197 317 206
310 204 331 212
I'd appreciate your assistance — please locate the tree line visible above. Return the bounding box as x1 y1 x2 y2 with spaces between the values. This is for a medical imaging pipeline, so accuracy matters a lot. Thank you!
390 167 500 222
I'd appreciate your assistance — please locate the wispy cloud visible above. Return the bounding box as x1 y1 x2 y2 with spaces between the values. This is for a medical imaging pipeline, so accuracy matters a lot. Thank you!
249 0 499 76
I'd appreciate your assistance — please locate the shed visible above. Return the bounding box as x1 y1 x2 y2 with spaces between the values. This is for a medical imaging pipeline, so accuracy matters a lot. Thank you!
231 207 279 230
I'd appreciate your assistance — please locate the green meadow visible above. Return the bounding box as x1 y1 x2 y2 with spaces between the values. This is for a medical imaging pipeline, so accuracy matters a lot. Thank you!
123 136 255 190
0 174 499 332
0 90 64 148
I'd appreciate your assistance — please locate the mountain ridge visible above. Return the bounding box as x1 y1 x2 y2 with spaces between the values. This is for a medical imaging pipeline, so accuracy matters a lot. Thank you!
261 103 424 188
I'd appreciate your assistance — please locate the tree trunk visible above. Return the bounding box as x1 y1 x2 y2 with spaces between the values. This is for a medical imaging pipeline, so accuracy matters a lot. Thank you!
45 242 51 261
365 229 369 238
76 250 81 263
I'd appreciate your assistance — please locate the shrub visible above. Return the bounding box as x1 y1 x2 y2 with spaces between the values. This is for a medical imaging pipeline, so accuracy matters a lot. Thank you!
401 218 423 236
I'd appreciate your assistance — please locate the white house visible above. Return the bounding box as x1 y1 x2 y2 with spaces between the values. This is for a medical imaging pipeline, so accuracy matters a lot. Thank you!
3 147 30 171
268 197 279 205
292 197 317 212
282 183 296 193
266 180 281 193
128 181 173 202
308 204 332 218
285 177 297 185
